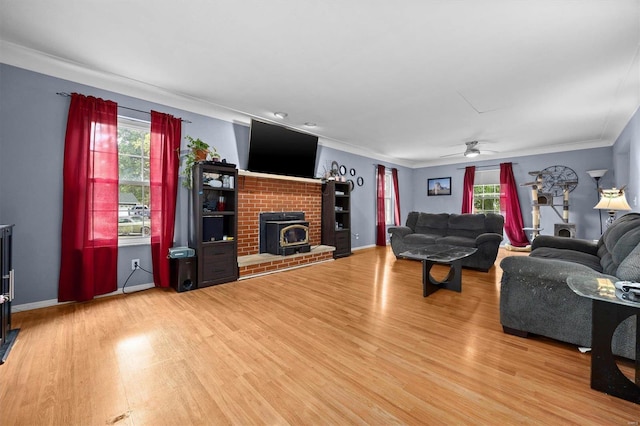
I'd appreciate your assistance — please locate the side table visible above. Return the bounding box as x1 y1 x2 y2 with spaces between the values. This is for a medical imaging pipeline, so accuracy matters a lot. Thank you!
566 275 640 404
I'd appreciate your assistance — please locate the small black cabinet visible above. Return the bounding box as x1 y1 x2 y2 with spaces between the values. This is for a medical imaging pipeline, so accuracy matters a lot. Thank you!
322 181 352 258
1 224 19 363
189 163 239 287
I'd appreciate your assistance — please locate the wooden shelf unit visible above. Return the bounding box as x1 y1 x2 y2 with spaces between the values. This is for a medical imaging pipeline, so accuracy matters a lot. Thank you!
189 163 239 287
322 181 352 258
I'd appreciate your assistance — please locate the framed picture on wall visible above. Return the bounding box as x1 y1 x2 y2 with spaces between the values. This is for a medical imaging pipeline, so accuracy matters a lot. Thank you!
427 177 451 196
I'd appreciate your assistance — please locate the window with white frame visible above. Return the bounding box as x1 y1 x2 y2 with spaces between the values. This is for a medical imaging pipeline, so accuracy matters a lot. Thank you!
117 117 151 242
384 172 395 225
473 169 500 214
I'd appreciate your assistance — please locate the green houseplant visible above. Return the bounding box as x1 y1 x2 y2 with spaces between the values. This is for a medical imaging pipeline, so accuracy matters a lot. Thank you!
181 136 220 188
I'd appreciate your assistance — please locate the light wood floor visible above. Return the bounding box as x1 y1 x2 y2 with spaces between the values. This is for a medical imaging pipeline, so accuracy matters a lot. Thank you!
1 247 638 425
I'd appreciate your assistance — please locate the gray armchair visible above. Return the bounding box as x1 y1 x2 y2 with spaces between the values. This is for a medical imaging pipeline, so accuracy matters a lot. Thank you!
500 213 640 360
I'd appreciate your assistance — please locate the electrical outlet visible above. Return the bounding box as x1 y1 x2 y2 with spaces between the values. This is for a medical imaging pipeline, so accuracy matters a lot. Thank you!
355 233 359 240
131 259 140 270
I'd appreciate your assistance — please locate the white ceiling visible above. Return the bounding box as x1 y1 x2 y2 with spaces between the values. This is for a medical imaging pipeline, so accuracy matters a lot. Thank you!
1 1 639 167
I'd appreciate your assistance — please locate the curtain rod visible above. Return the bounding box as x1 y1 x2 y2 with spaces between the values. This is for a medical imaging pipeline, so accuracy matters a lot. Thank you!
456 163 518 170
56 92 192 123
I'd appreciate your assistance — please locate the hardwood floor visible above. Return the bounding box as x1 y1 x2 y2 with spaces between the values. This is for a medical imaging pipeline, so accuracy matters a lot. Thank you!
1 247 638 425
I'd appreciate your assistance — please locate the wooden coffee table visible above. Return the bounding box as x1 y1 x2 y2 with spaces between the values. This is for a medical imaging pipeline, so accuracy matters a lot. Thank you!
400 244 477 297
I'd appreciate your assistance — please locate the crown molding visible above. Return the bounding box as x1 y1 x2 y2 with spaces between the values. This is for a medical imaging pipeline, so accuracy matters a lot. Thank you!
1 41 417 168
0 41 249 125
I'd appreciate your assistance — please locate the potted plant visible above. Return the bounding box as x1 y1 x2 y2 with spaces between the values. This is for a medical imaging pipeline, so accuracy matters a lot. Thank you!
181 136 220 188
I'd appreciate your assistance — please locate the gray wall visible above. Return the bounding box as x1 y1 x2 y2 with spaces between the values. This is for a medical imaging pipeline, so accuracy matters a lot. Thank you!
0 64 247 305
1 63 638 307
613 107 640 210
316 146 414 247
0 64 408 306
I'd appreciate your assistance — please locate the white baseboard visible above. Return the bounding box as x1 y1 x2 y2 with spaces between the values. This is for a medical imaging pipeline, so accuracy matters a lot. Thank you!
12 282 155 312
353 244 376 251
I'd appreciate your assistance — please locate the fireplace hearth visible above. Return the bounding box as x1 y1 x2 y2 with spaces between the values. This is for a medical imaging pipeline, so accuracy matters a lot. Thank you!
259 212 311 256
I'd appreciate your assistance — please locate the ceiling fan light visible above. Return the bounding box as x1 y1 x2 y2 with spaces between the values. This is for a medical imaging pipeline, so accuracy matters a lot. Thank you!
464 148 480 158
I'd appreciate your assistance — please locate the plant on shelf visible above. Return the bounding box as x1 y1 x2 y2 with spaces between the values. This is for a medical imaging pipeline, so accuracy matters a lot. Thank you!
181 136 220 188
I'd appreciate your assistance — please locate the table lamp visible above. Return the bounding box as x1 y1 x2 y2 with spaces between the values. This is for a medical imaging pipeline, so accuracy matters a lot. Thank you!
594 186 631 228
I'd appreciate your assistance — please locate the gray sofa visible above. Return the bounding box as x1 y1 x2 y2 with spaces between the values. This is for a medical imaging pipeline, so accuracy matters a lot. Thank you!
500 212 640 360
388 212 504 271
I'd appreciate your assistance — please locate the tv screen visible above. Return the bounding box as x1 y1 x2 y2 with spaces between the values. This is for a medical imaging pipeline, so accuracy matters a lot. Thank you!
247 119 319 179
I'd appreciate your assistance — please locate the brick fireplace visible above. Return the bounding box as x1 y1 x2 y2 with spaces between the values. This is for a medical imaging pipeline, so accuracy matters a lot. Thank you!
236 171 333 277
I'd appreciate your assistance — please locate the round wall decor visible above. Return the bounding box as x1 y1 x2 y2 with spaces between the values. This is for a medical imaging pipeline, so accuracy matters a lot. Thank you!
540 165 578 196
357 176 364 186
350 168 356 176
339 165 347 175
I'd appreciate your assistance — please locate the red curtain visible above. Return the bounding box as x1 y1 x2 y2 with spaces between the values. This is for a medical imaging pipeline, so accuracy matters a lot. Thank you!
376 165 386 246
462 166 475 213
391 168 401 226
150 111 182 288
500 162 529 247
58 93 119 302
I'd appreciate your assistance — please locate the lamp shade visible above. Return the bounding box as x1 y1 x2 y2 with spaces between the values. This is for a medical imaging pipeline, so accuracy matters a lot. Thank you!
587 169 607 179
594 188 632 211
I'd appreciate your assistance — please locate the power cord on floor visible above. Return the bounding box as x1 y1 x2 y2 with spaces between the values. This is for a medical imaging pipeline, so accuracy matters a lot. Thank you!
122 263 154 294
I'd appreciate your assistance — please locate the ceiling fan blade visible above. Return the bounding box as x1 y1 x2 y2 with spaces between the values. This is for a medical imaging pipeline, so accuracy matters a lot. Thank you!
439 151 464 158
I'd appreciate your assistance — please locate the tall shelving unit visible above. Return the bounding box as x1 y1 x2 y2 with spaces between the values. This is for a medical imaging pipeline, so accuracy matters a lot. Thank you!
189 163 238 287
322 180 352 258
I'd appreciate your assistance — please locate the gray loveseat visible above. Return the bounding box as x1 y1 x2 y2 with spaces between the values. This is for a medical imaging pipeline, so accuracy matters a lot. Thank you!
388 212 504 271
500 212 640 360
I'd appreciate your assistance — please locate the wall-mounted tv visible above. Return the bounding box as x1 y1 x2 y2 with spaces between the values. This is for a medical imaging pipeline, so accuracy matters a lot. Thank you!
247 119 319 179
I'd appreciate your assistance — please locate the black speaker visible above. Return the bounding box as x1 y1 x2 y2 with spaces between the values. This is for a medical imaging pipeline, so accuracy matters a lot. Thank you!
203 216 224 242
170 257 197 292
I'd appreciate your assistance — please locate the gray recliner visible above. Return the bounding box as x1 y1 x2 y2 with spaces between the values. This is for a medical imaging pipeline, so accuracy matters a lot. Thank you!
500 213 640 360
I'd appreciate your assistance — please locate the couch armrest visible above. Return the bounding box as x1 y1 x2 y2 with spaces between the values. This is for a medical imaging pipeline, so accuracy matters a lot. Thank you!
530 235 598 255
475 232 503 246
499 255 618 350
387 226 413 238
500 255 612 282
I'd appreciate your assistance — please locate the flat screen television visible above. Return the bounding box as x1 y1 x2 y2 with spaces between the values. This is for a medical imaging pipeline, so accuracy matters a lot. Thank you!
247 119 319 179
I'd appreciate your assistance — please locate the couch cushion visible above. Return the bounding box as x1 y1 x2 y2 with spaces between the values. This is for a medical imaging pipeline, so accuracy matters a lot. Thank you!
404 233 439 245
436 236 476 248
530 247 603 272
405 211 419 232
616 242 640 281
599 213 640 276
414 213 448 236
485 213 505 235
447 214 486 239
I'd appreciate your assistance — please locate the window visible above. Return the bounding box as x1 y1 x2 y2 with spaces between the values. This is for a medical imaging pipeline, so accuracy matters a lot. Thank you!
473 169 500 214
384 172 395 225
117 117 151 242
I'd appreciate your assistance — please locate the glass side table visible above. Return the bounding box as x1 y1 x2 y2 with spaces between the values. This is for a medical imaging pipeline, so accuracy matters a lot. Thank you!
566 275 640 404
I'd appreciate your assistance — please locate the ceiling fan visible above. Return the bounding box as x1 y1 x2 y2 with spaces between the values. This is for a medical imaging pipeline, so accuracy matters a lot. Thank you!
440 141 495 158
